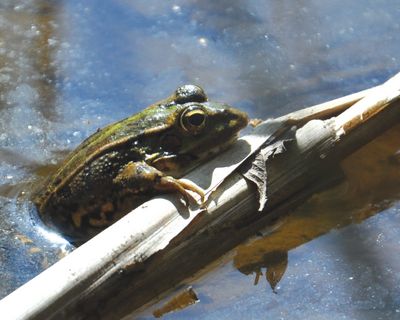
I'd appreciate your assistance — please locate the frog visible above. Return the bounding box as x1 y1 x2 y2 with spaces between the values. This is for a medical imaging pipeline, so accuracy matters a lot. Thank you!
33 85 249 242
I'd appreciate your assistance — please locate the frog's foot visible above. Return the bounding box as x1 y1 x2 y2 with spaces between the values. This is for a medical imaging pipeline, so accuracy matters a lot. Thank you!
154 176 205 206
114 161 205 207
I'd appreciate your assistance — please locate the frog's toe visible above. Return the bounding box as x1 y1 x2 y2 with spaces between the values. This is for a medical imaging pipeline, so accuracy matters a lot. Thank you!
155 176 205 207
176 179 205 204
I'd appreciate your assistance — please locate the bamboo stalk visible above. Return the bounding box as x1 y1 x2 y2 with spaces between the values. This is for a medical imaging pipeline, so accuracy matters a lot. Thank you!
334 72 400 133
279 86 377 125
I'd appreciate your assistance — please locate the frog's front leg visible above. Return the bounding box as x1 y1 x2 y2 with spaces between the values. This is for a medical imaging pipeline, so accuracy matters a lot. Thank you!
113 161 205 206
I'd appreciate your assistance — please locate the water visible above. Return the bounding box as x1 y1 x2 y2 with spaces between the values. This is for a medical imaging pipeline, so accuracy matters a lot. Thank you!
0 0 399 319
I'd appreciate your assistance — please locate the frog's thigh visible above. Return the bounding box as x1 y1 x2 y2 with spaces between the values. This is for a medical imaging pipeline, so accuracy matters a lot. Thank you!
113 161 205 205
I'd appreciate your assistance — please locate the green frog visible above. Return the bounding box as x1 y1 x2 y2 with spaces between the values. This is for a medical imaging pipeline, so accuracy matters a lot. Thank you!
33 85 248 241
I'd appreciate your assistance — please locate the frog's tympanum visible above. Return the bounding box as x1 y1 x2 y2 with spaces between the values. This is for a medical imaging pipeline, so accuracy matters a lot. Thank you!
34 85 248 241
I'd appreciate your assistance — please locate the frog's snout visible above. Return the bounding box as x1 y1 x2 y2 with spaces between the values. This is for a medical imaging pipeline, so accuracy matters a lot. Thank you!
226 107 249 132
237 109 250 128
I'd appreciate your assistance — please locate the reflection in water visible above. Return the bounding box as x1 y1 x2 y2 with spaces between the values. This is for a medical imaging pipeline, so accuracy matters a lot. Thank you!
0 1 74 299
0 0 58 119
0 0 61 191
153 287 199 318
30 1 59 121
234 124 400 291
237 250 288 292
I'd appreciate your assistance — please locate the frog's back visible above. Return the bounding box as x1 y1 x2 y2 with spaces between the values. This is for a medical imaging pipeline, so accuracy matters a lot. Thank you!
59 104 170 176
33 102 172 209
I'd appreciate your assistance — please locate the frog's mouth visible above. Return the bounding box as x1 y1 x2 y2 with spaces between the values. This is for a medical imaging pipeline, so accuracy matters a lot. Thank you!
195 132 239 160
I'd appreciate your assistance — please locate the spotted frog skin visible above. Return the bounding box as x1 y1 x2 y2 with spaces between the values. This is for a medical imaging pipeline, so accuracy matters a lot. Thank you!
33 85 249 241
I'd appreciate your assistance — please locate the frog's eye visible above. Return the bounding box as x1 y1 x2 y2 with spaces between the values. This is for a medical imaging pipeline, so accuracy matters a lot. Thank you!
180 105 207 134
175 85 207 104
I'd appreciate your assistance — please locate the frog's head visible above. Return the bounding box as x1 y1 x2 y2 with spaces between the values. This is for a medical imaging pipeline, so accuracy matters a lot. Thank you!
151 85 249 176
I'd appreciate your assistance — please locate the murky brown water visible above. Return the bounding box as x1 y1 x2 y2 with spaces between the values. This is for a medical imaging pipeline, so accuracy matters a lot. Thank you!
0 1 399 319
